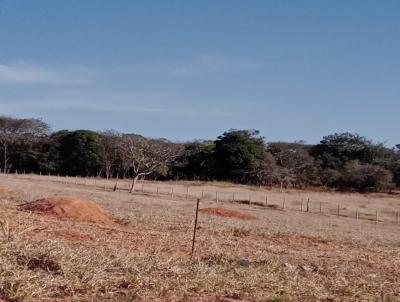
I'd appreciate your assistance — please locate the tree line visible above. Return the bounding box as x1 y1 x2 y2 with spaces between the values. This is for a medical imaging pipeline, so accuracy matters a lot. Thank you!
1 116 399 192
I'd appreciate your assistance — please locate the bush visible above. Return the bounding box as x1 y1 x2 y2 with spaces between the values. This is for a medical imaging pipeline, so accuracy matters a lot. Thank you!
340 161 393 192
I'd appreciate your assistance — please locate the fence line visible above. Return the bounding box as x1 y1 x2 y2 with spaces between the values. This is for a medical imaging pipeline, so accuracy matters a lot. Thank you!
2 172 400 226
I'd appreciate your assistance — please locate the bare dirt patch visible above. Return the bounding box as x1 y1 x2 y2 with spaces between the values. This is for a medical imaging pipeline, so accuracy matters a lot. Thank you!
200 207 256 221
18 196 115 225
0 187 10 194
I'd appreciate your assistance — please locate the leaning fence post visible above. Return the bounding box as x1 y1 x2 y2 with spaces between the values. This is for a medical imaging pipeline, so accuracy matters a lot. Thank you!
191 199 201 257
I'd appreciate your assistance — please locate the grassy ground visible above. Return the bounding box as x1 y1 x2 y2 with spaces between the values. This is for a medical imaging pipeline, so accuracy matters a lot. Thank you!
0 175 399 301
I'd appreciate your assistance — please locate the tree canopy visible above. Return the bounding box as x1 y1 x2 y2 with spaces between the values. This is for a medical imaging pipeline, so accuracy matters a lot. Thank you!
58 130 104 176
0 116 399 193
214 129 267 182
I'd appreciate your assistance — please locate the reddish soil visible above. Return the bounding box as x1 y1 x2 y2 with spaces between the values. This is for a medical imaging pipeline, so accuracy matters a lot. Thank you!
199 207 256 221
19 196 115 225
0 187 10 194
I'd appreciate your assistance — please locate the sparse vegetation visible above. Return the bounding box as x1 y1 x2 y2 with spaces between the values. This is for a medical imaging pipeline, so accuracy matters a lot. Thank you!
0 175 399 301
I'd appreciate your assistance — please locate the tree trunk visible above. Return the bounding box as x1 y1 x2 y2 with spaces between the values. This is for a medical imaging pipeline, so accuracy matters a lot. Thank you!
3 144 8 174
129 175 139 193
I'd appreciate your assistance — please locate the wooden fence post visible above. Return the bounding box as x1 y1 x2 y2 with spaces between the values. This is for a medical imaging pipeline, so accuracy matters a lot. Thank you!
232 192 235 203
375 210 378 223
282 198 285 209
337 204 340 218
191 199 201 257
301 200 303 212
265 195 268 206
171 188 174 198
356 208 359 220
319 202 322 214
215 192 218 203
186 187 189 200
306 198 310 213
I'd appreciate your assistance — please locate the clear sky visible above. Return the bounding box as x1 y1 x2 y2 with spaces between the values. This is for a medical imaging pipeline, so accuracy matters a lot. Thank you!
0 1 399 146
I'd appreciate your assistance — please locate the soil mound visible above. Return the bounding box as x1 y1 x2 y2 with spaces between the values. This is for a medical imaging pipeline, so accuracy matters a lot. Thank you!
19 196 115 225
200 207 256 221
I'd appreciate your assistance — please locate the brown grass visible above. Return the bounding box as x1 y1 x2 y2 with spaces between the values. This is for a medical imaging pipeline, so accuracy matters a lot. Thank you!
0 174 399 301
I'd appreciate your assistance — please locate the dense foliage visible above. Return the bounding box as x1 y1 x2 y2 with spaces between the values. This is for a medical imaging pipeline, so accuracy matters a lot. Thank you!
0 116 399 192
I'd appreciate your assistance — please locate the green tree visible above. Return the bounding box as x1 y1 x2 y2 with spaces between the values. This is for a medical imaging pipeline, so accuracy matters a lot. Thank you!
214 129 266 182
58 130 105 176
311 133 376 169
173 141 216 180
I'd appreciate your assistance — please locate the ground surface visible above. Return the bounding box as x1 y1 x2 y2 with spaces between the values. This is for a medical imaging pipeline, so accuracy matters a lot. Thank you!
0 175 399 301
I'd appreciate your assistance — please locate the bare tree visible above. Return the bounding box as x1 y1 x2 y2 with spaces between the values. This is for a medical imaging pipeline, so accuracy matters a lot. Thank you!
100 130 122 179
119 134 182 193
0 116 50 172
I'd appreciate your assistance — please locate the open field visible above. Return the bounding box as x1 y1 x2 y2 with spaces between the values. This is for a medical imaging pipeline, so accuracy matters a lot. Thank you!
0 175 400 301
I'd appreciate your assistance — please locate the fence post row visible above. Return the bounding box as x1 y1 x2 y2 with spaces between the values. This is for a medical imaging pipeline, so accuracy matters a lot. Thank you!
6 172 400 226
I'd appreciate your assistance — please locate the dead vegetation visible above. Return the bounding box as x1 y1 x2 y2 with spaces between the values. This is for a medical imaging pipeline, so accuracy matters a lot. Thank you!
0 176 399 301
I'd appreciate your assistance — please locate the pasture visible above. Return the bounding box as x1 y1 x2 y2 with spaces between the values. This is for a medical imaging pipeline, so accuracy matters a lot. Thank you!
0 174 399 301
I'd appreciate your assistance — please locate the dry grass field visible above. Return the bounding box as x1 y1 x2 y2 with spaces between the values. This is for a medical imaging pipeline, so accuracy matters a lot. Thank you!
0 174 400 301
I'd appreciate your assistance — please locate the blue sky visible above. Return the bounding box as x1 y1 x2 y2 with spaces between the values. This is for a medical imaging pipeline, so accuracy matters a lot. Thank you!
0 1 399 146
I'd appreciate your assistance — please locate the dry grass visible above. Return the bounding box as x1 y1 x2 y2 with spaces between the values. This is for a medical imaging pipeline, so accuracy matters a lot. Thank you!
0 175 399 301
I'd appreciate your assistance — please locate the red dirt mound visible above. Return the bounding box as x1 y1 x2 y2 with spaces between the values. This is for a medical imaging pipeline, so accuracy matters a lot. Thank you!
200 207 256 221
19 196 115 225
